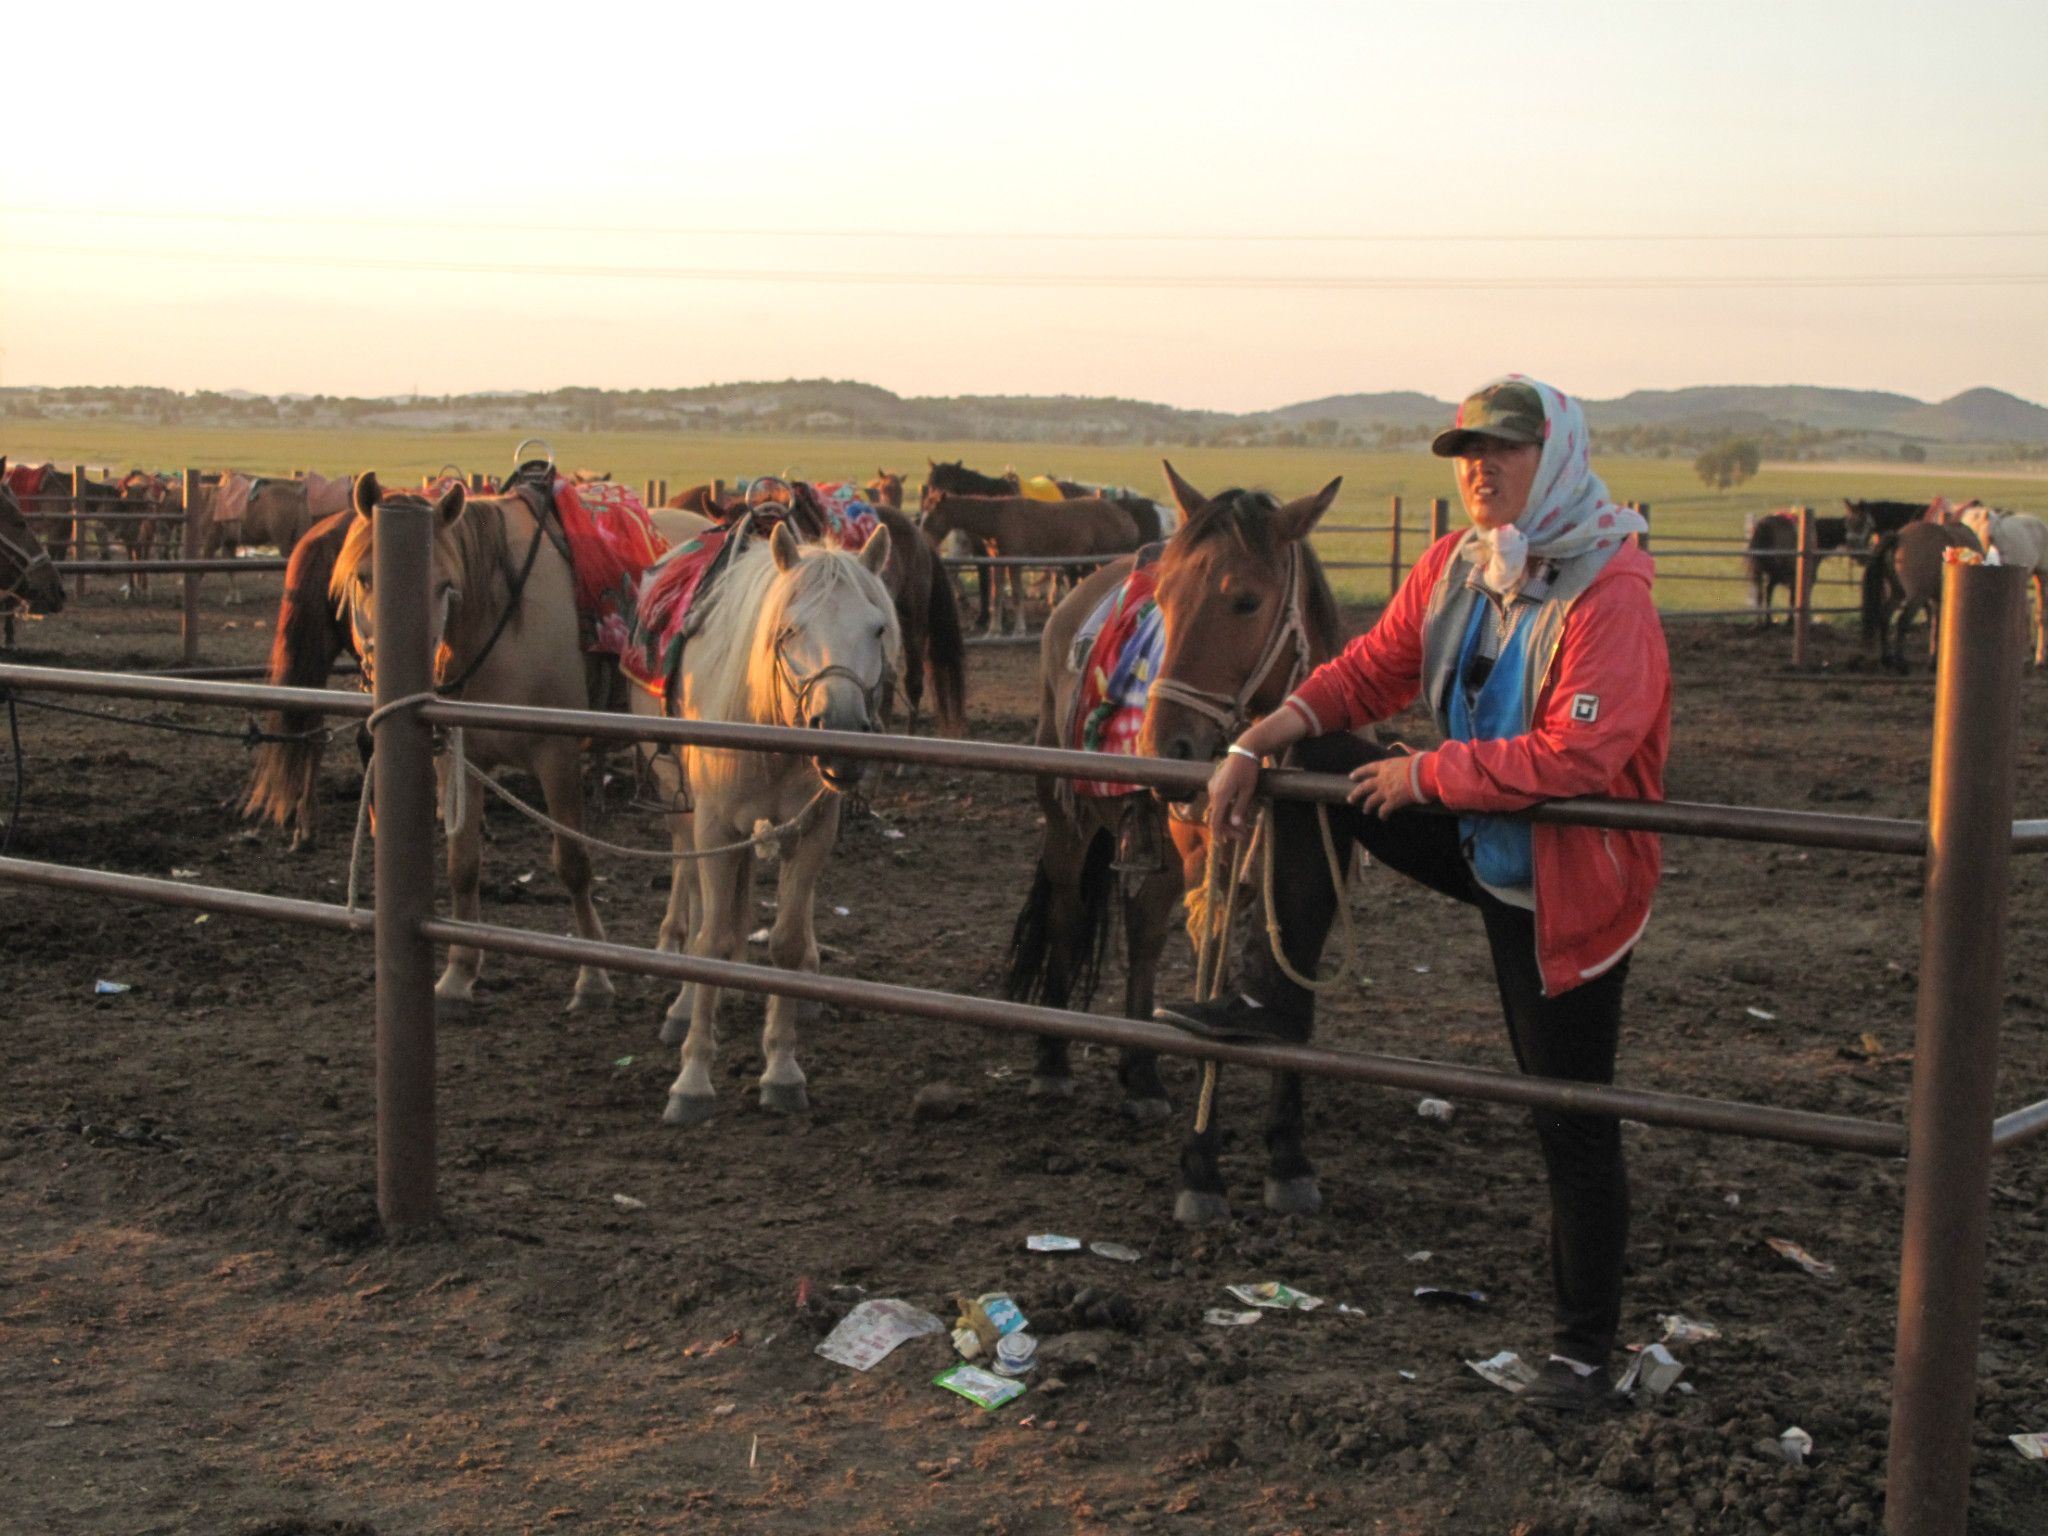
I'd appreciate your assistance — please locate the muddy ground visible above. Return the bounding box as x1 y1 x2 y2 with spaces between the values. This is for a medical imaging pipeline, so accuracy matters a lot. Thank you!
3 578 2047 1536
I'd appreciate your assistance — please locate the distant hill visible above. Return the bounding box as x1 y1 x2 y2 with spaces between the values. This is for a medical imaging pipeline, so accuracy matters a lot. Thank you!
4 379 2044 458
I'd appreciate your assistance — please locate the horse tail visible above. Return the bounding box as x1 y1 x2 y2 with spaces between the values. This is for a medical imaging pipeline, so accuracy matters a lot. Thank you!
1003 826 1116 1012
242 512 351 831
921 538 968 733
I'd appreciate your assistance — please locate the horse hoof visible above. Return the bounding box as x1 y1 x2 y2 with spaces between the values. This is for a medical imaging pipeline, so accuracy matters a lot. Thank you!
433 993 476 1023
658 1012 688 1046
663 1092 716 1127
565 991 614 1017
1263 1176 1323 1216
1028 1074 1075 1101
1119 1096 1173 1127
758 1082 809 1114
1174 1188 1232 1228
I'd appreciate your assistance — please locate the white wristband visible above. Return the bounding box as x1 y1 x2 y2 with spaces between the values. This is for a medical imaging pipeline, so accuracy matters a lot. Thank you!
1226 743 1261 765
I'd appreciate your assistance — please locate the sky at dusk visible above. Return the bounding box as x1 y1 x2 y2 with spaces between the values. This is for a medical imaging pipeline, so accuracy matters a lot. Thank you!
4 0 2045 411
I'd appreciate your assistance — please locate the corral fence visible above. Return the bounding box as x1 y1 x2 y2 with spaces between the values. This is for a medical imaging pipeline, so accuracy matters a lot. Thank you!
0 499 2043 1533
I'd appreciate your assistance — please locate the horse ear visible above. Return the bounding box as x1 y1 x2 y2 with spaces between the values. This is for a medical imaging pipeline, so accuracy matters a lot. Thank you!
1161 460 1207 519
434 481 467 528
1270 476 1342 543
857 521 892 576
770 520 803 573
352 471 382 520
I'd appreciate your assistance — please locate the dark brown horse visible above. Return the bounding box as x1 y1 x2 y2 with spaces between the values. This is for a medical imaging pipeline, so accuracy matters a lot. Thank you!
1862 520 1982 671
241 508 359 850
918 489 1139 637
1742 509 1849 626
1006 465 1344 1223
1056 479 1169 546
0 460 66 616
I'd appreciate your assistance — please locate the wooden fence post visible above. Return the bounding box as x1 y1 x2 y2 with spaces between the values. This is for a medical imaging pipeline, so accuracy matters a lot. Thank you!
181 468 203 665
1429 497 1449 543
70 467 88 600
1792 505 1815 668
1387 496 1404 599
644 477 658 508
657 478 669 506
1636 501 1653 553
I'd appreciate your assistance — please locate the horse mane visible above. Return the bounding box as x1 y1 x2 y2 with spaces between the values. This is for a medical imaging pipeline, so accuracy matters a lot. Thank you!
1173 488 1344 658
331 492 517 661
684 535 903 730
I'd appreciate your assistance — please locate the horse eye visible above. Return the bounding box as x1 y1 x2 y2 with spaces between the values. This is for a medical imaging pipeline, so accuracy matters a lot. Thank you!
1231 592 1261 615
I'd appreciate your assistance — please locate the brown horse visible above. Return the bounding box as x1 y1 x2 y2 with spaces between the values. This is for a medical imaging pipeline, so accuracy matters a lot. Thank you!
872 504 967 736
1862 520 1983 671
1005 465 1344 1222
0 460 66 616
241 508 359 850
918 489 1138 636
864 469 907 510
667 482 727 515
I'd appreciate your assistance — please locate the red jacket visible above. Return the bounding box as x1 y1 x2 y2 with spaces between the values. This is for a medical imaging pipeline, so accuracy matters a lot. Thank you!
1288 533 1669 996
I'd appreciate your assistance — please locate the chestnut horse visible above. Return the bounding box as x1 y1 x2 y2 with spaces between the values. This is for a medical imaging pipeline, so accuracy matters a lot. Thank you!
1862 519 1983 672
918 489 1138 637
1006 464 1345 1222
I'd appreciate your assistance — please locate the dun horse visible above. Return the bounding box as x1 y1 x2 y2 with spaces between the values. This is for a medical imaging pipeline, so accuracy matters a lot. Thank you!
1862 520 1982 672
1006 465 1346 1222
331 473 616 1012
633 520 901 1124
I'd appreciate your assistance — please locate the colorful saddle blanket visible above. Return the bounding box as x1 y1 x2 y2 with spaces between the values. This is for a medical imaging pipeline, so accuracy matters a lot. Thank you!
1067 546 1165 799
805 481 882 550
549 477 669 658
618 523 740 698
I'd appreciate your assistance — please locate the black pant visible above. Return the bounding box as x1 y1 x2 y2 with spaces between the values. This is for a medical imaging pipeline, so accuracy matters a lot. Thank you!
1249 732 1631 1366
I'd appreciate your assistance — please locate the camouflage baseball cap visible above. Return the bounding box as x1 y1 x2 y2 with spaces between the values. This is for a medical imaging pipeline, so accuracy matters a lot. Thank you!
1431 380 1547 457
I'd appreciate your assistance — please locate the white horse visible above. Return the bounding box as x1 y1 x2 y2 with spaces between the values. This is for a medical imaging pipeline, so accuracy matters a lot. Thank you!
636 519 901 1125
1960 507 2048 666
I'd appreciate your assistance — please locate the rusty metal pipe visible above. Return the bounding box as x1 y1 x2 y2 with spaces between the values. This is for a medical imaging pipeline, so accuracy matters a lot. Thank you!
422 917 1908 1156
0 855 373 933
0 663 371 718
53 558 289 575
1991 1096 2048 1151
370 499 439 1234
1885 562 2028 1536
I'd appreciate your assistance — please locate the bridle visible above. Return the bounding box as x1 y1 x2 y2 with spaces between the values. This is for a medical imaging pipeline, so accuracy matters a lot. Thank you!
0 520 55 609
772 626 886 733
1148 540 1315 740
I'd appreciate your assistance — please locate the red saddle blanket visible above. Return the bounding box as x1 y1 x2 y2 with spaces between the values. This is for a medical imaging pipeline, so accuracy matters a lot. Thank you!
618 524 736 698
550 478 668 657
1066 549 1165 799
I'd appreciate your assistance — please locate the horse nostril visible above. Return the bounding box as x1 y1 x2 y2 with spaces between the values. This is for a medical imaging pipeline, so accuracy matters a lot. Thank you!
1163 737 1192 761
807 713 827 731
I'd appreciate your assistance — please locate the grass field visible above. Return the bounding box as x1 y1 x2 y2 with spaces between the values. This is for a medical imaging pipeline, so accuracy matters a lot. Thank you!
12 422 2048 610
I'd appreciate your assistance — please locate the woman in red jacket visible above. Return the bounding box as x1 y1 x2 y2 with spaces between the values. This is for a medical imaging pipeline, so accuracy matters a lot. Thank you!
1157 376 1670 1413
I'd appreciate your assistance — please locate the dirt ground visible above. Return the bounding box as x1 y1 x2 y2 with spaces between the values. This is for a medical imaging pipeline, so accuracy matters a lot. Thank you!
4 576 2047 1536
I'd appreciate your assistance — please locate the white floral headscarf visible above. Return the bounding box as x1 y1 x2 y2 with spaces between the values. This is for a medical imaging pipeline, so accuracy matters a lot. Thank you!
1469 374 1646 594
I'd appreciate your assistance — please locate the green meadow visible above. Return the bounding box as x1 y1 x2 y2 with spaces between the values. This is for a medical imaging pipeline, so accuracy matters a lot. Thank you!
12 422 2047 611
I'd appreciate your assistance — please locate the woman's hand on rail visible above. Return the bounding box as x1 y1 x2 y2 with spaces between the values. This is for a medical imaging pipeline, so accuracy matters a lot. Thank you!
1351 750 1427 820
1205 750 1262 842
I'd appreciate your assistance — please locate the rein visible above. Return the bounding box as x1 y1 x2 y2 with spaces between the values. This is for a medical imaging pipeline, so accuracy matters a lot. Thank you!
772 632 885 732
436 509 549 695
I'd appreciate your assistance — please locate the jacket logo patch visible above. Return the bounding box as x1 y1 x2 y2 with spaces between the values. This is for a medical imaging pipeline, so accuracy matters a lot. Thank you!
1569 693 1600 724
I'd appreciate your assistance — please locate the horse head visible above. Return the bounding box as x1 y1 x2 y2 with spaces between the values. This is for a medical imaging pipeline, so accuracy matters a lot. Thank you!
333 471 469 684
761 520 900 790
1140 461 1343 783
865 469 905 509
0 471 65 615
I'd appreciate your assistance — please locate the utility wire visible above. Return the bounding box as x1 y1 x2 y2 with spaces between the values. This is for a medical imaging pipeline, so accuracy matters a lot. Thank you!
4 205 2046 245
2 242 2043 291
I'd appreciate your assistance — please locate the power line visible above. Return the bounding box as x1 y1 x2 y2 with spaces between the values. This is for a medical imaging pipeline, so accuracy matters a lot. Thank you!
3 205 2047 245
1 241 2043 292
